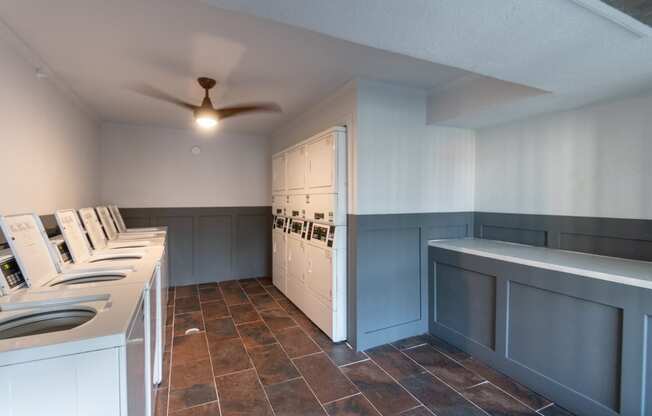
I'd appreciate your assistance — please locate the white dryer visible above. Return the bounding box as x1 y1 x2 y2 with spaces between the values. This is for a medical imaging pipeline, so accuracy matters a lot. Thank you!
285 219 308 309
272 216 288 295
304 223 347 342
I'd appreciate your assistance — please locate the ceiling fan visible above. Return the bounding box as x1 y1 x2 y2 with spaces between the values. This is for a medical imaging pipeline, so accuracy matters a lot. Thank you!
134 77 281 128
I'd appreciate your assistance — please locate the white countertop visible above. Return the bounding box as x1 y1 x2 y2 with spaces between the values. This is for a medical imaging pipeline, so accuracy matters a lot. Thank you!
429 238 652 290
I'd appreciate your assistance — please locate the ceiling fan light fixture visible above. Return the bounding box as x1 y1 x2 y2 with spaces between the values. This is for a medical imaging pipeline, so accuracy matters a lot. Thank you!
194 108 218 129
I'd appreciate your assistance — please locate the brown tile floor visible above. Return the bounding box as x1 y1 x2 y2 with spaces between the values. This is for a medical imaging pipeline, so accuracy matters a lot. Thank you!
156 278 576 416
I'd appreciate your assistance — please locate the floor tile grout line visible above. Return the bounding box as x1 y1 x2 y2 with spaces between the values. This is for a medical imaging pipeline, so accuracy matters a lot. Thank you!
396 345 491 416
337 357 370 368
536 402 555 412
290 350 323 361
320 392 363 406
466 380 490 390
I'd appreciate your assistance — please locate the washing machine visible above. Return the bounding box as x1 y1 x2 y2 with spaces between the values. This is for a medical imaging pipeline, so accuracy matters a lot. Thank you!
304 223 347 341
97 206 163 241
109 204 164 234
0 213 168 398
285 218 309 309
272 216 288 295
55 209 148 265
0 282 154 416
78 207 155 251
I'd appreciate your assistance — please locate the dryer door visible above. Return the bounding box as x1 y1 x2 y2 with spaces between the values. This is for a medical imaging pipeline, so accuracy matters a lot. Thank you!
306 245 333 307
285 237 307 308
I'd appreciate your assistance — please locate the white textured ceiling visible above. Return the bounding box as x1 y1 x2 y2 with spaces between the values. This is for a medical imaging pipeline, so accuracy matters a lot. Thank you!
202 0 652 127
0 0 476 135
2 0 651 132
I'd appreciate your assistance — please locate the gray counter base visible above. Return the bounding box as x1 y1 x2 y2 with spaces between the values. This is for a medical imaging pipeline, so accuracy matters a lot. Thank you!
429 246 652 416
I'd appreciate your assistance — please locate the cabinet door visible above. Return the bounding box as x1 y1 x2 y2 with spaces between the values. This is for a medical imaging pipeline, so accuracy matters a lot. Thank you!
286 146 307 193
272 154 286 192
307 134 336 193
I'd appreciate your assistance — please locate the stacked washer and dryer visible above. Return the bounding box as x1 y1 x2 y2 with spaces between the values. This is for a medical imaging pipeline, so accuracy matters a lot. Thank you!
271 127 347 342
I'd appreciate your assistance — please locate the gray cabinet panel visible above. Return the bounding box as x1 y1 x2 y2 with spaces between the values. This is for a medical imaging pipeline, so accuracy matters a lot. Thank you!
509 282 622 412
436 263 496 350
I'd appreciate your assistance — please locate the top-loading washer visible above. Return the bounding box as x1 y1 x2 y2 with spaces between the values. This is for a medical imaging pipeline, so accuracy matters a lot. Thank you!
0 213 168 406
55 209 147 265
0 283 155 416
78 207 155 251
109 204 165 234
97 206 163 241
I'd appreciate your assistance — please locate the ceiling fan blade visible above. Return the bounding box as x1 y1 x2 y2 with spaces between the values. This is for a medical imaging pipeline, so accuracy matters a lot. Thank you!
129 84 198 111
216 102 282 120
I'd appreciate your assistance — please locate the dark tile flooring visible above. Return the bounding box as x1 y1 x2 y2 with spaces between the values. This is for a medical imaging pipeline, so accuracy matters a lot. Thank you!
156 278 576 416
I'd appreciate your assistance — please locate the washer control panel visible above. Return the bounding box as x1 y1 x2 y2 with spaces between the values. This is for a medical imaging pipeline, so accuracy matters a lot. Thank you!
0 250 26 295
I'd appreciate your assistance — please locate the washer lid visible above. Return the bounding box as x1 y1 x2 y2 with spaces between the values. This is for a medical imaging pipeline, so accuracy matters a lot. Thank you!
79 207 108 250
97 206 118 240
55 209 92 264
0 213 58 288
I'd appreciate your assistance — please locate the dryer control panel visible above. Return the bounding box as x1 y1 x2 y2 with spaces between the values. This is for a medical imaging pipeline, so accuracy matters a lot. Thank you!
0 250 26 295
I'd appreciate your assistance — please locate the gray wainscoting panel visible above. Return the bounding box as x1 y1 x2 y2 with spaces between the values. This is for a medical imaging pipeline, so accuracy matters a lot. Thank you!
357 227 422 334
196 215 232 281
154 215 194 286
436 263 496 350
122 207 271 286
475 212 652 261
429 246 652 416
509 282 622 412
348 212 473 351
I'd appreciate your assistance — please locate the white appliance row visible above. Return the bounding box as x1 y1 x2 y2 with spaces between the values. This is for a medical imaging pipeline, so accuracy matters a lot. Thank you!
271 127 347 225
272 217 347 341
0 205 168 416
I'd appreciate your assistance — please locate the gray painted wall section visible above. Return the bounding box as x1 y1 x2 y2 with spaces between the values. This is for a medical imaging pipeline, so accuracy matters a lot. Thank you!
428 247 652 416
474 212 652 261
122 207 271 286
348 212 473 351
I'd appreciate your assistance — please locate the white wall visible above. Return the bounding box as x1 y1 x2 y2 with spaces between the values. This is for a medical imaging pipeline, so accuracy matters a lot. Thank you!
0 39 100 215
100 123 270 207
475 93 652 219
356 79 476 215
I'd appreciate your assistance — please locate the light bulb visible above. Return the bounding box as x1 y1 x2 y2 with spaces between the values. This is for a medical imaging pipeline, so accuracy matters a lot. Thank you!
195 115 218 129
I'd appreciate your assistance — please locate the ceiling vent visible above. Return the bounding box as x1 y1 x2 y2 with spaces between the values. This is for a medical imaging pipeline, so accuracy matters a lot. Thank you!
571 0 652 37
